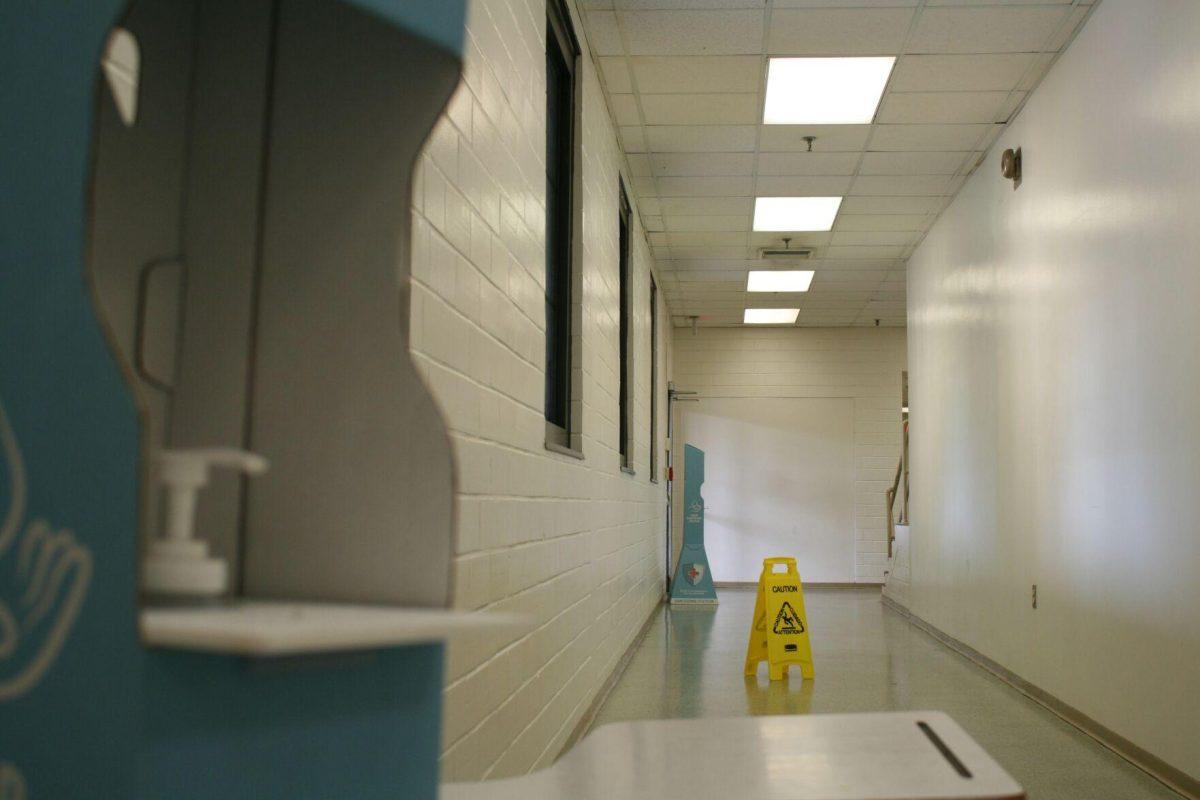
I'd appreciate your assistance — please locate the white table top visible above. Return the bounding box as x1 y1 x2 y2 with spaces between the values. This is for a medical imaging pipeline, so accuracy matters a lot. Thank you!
140 601 525 656
441 711 1023 800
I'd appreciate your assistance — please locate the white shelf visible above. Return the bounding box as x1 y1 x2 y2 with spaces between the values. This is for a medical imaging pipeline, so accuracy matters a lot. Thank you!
140 601 525 656
442 711 1024 800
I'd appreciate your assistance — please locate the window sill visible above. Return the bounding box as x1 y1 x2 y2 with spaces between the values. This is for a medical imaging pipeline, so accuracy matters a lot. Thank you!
620 466 636 477
545 439 585 460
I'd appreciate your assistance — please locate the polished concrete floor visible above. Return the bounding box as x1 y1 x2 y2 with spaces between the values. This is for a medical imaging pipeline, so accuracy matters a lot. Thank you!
590 588 1180 800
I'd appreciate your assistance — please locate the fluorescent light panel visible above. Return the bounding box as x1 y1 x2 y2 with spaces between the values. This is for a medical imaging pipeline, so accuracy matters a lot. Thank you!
744 308 799 325
753 196 842 232
763 57 895 125
747 270 814 293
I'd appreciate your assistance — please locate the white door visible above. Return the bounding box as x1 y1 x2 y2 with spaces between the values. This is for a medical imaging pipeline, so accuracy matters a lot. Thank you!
681 397 855 583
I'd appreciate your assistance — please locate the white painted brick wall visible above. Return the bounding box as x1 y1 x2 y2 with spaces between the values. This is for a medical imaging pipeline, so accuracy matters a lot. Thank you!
409 0 669 781
671 327 906 582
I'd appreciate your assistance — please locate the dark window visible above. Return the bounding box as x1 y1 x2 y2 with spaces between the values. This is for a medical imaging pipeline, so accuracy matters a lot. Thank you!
545 0 578 443
619 184 632 469
649 276 659 482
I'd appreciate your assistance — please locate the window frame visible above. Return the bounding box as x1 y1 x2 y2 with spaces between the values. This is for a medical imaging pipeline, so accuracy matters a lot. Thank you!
543 0 582 457
649 274 659 483
618 182 634 473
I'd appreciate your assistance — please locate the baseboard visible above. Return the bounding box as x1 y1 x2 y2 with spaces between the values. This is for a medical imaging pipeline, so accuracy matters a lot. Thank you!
880 595 1198 800
557 596 663 758
715 581 882 590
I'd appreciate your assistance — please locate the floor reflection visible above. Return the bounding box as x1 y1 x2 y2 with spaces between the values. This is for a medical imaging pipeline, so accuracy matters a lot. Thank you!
588 588 1180 800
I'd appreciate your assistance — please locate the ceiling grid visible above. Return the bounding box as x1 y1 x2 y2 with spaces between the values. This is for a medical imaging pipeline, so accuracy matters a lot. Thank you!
581 0 1099 327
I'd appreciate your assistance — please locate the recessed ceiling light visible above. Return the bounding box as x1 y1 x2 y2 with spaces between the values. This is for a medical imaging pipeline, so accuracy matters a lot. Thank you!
744 308 799 325
753 196 842 232
747 270 814 292
763 57 895 125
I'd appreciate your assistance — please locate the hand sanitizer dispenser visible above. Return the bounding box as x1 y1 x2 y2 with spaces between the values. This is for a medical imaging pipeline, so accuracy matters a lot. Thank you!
143 448 268 598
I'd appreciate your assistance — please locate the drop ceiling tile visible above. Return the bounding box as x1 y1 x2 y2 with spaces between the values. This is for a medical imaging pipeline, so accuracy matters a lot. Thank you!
878 91 1010 124
996 92 1027 123
811 262 902 275
598 57 633 93
1047 5 1092 51
944 174 967 195
835 213 929 231
664 215 749 232
755 152 861 176
639 197 663 215
759 125 872 152
640 93 760 125
631 175 658 196
660 196 753 215
1017 53 1056 91
803 299 870 310
869 123 990 151
620 125 647 152
667 245 752 259
652 152 755 176
804 290 875 301
767 8 914 55
609 94 643 125
627 153 652 176
830 230 916 246
907 6 1071 54
582 0 1091 328
926 0 1072 5
839 196 942 214
657 176 755 196
849 173 950 194
616 0 765 8
584 11 625 55
812 268 888 282
629 56 763 93
645 125 758 152
748 231 832 246
666 258 752 270
620 10 765 55
775 0 917 6
755 175 854 195
666 231 749 246
975 123 1004 152
858 151 968 175
890 53 1037 92
800 312 858 322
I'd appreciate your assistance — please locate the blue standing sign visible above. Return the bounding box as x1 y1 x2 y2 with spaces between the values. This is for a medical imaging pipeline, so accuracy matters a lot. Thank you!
670 445 718 604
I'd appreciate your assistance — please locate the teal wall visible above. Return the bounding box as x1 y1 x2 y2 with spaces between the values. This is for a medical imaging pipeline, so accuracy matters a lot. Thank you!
0 1 461 797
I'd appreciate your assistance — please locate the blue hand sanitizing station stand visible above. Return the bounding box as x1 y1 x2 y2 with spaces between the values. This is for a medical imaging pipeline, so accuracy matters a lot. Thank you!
670 445 718 604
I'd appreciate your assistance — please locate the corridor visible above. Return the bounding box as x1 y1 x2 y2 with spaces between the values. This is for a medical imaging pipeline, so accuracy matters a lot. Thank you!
7 0 1200 796
591 589 1179 800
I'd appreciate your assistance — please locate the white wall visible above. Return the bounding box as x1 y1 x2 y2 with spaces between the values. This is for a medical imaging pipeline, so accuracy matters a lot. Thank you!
409 0 669 780
682 396 856 583
906 0 1200 781
672 327 907 584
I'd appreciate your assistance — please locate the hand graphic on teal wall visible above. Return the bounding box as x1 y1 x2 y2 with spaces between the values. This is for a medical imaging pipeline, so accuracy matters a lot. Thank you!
0 401 91 703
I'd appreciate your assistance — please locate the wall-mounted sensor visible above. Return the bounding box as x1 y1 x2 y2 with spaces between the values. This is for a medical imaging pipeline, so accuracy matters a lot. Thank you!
1001 147 1022 189
143 448 268 598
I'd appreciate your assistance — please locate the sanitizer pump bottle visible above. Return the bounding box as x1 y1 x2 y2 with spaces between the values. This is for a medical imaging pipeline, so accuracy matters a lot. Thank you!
142 448 268 598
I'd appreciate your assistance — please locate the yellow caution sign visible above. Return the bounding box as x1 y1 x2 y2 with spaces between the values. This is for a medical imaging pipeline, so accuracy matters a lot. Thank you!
744 557 814 681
